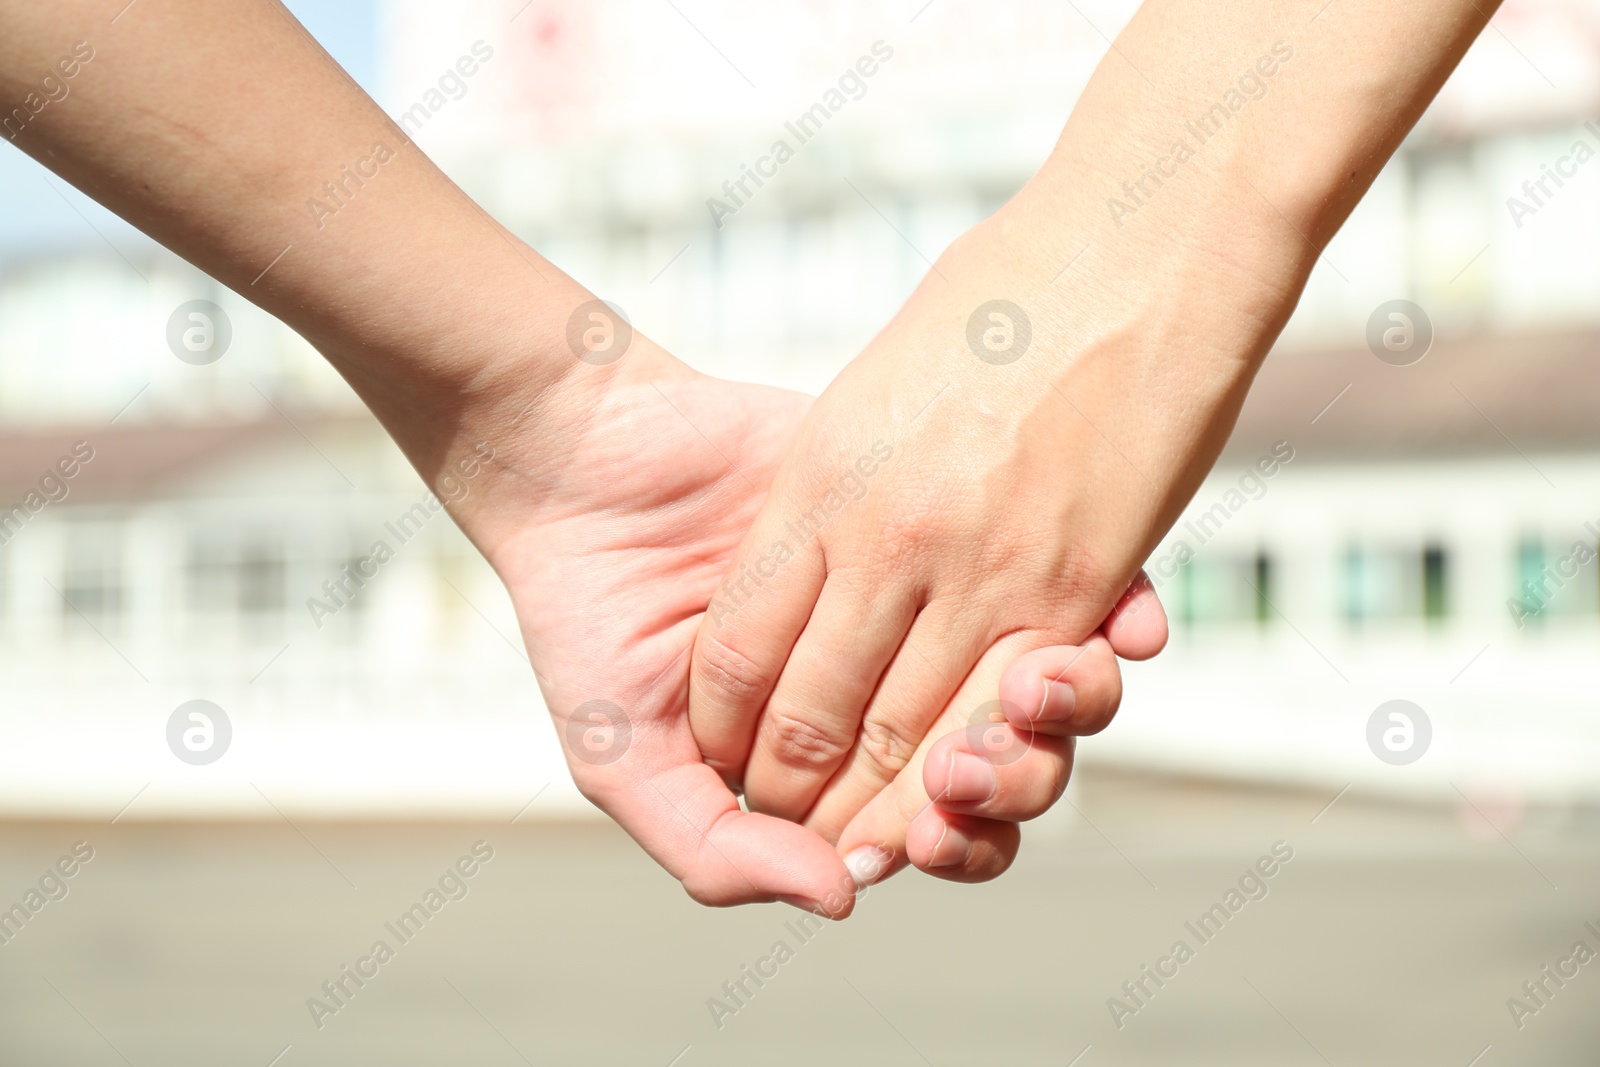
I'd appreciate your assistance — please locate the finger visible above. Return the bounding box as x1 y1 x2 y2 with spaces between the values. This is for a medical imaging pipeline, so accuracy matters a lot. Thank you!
1103 569 1167 661
905 807 1021 882
986 571 1158 742
924 728 1077 821
741 580 915 821
800 599 988 843
995 636 1124 738
566 702 858 917
689 509 827 789
830 631 1052 887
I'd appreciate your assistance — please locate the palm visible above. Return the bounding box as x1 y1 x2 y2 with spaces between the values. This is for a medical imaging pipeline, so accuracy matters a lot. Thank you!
470 368 855 908
501 372 807 723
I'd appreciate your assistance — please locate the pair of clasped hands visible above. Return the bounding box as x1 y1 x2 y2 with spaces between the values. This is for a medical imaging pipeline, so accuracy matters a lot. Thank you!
508 263 1176 918
441 0 1491 916
3 0 1492 920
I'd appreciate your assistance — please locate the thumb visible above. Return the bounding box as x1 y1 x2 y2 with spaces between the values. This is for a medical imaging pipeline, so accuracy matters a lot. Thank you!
1102 569 1168 661
572 718 858 917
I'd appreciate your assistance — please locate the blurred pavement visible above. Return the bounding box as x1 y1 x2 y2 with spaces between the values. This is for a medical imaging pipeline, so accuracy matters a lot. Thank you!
1 767 1596 1066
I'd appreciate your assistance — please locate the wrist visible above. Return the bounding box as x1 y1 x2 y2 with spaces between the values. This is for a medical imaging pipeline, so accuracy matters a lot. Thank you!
991 153 1308 374
297 233 691 545
297 199 679 444
381 307 693 556
936 178 1287 409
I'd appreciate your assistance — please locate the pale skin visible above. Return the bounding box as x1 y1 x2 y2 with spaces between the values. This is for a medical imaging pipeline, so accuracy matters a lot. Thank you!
0 0 1162 914
688 0 1501 882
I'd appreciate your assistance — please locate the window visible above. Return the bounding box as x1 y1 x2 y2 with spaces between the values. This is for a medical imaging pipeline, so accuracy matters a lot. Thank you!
1342 543 1450 625
186 529 288 633
1423 543 1448 620
1173 551 1273 627
238 549 285 615
1511 536 1598 624
63 523 124 623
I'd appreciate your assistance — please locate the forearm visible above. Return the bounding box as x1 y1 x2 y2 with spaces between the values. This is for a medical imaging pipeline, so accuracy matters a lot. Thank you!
0 0 633 482
1003 0 1496 369
925 0 1495 564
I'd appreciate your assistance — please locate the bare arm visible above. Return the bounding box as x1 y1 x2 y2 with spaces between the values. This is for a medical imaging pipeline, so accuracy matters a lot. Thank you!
0 0 615 488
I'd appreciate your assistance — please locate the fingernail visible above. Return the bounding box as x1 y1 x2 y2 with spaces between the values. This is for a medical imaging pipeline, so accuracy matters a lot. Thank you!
941 751 997 803
1032 679 1076 723
925 822 973 868
844 845 892 888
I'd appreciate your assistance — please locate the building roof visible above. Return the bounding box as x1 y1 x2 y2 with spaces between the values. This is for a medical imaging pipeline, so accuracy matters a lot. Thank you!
1224 327 1600 461
0 324 1595 506
0 413 381 503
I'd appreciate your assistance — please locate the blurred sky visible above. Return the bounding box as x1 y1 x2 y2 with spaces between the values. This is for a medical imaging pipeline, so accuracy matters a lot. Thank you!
0 1 379 261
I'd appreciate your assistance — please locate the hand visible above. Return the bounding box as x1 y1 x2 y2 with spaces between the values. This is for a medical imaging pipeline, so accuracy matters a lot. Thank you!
452 338 858 912
455 320 1154 906
688 200 1215 880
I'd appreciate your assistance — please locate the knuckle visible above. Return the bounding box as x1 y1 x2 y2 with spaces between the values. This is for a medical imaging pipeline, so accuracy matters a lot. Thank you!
1076 695 1120 736
763 709 853 770
1041 744 1077 809
694 633 773 706
1075 653 1122 736
986 747 1073 822
857 714 921 778
1060 546 1118 603
1038 762 1073 813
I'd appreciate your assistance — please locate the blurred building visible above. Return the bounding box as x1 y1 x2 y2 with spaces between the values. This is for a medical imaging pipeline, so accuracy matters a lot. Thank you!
1126 328 1600 809
1 0 1598 818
